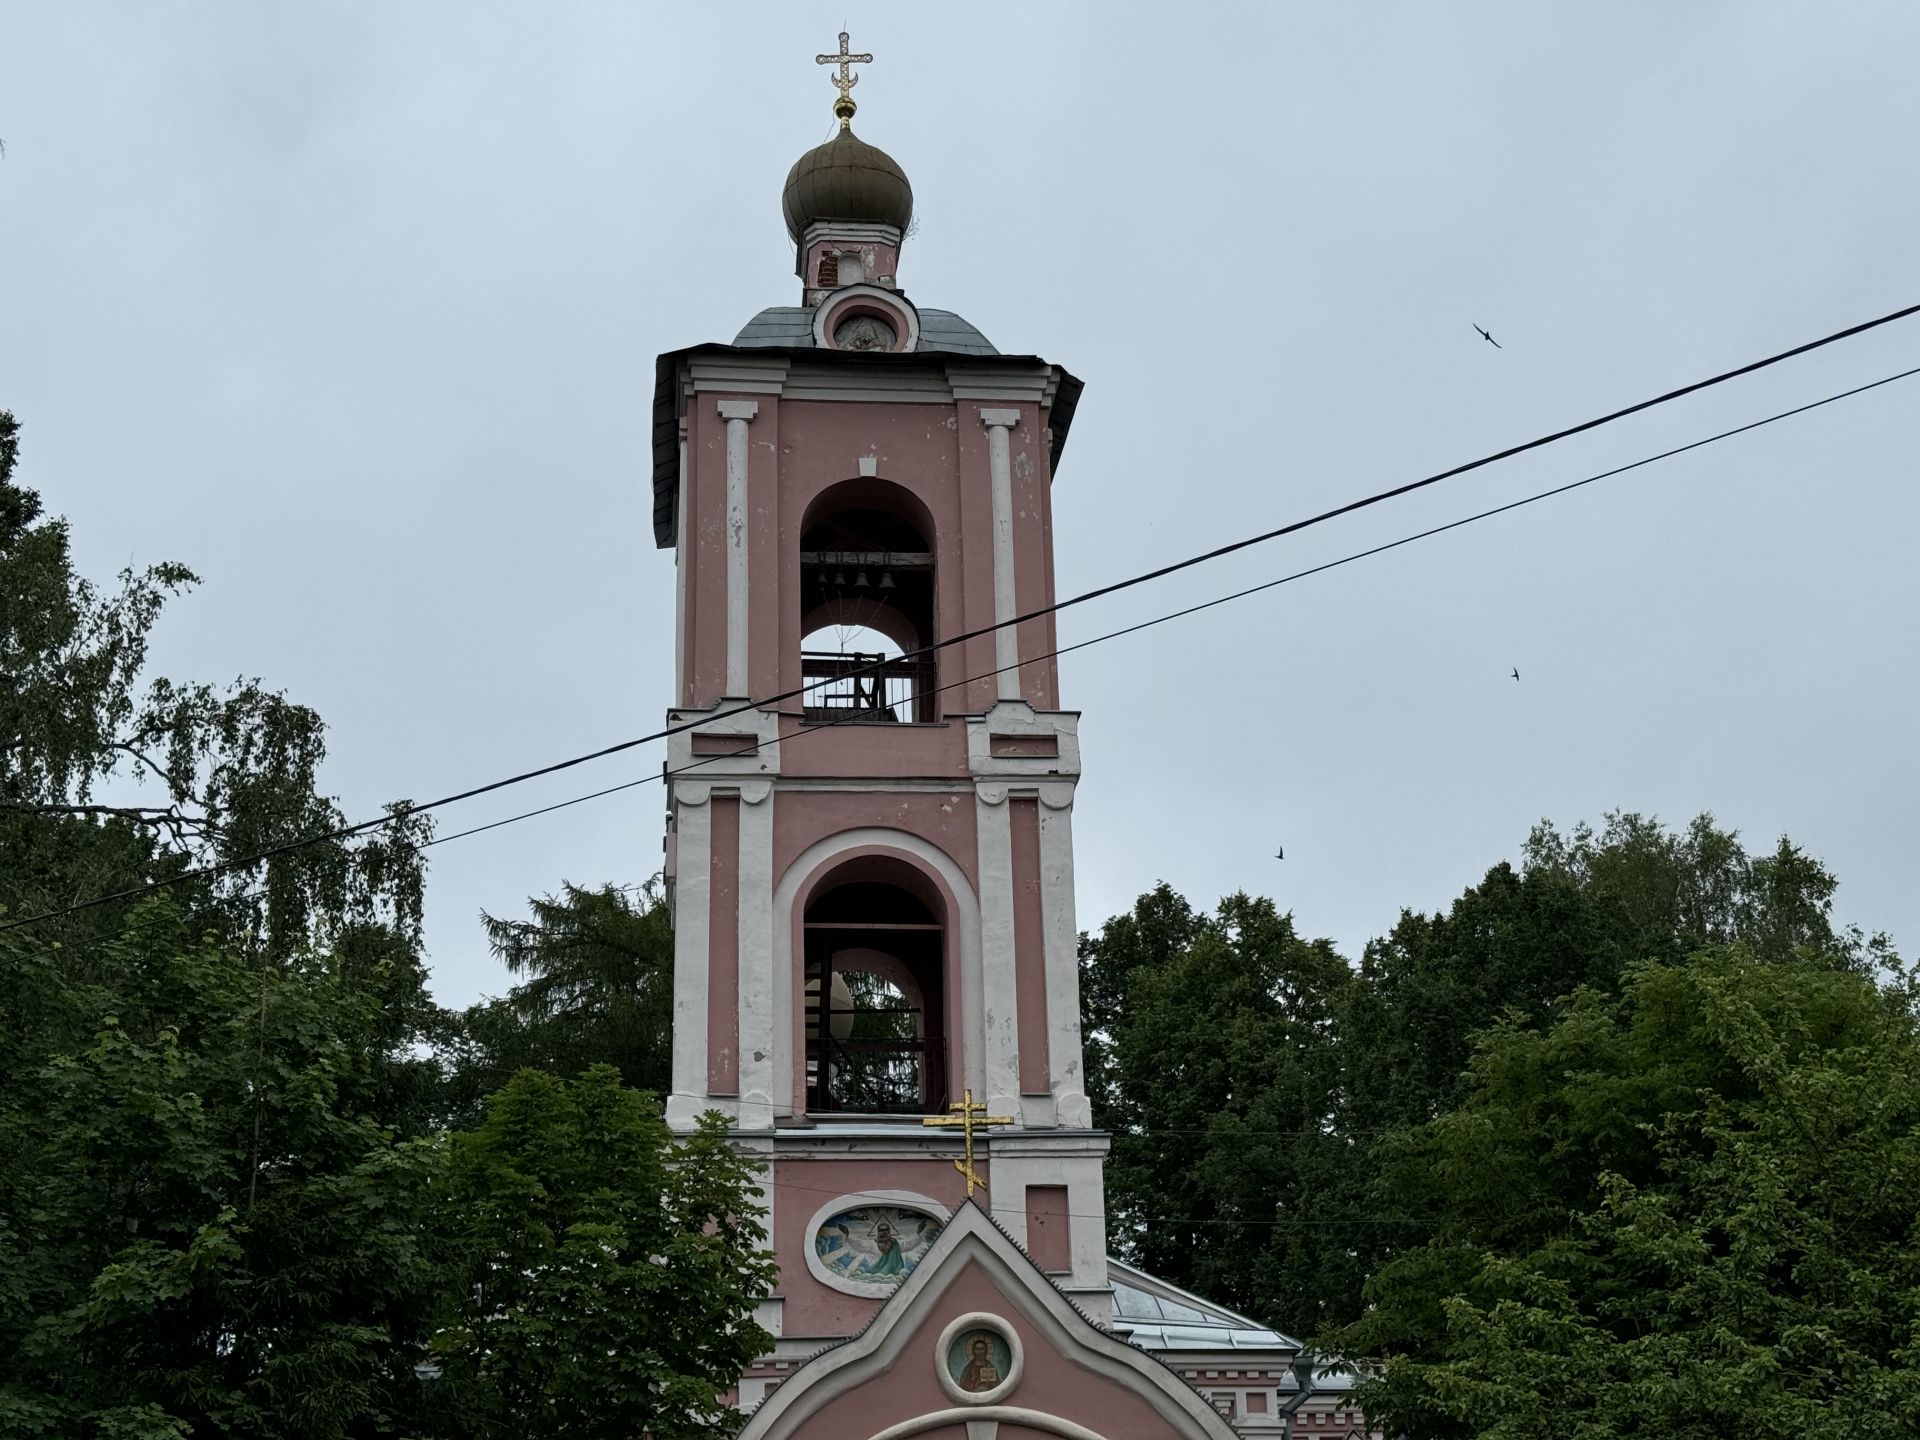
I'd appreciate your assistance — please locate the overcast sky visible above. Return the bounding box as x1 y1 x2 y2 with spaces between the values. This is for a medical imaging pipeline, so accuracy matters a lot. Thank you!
4 3 1916 1005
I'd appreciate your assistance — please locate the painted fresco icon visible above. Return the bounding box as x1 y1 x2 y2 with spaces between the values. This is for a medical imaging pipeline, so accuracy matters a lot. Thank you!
813 1205 942 1286
947 1328 1012 1394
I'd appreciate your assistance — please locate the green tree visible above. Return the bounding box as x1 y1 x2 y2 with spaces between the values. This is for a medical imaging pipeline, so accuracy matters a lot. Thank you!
428 1068 775 1440
447 881 674 1120
0 903 448 1439
1082 814 1883 1336
1090 891 1360 1326
0 408 427 966
0 410 450 1436
1346 812 1870 1139
1078 881 1202 1133
1329 947 1920 1438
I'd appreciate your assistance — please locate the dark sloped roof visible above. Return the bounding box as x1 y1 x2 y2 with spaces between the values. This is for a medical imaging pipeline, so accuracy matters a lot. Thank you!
733 305 999 356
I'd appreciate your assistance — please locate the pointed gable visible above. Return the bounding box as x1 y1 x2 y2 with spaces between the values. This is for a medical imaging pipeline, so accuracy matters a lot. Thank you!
741 1204 1239 1440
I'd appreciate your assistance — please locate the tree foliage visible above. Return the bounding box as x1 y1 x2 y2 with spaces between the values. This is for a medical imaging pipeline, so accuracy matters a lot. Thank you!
445 881 674 1123
0 904 447 1439
1329 948 1920 1437
427 1069 775 1440
1087 890 1360 1325
0 409 427 961
0 412 769 1438
1083 811 1895 1342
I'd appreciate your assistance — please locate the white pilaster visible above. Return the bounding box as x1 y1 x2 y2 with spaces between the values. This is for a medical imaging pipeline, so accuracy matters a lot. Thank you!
736 783 777 1129
718 399 760 698
980 407 1023 702
1038 786 1091 1127
674 422 688 696
974 784 1024 1120
667 790 713 1130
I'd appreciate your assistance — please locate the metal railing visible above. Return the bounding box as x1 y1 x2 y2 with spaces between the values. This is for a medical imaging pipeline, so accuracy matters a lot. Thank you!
800 650 934 724
806 1031 948 1115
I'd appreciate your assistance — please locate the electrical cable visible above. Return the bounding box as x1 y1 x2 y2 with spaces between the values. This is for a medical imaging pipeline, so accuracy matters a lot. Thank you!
414 360 1920 854
3 318 1916 934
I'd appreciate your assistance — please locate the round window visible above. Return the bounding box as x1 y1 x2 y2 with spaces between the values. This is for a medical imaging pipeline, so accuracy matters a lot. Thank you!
833 314 898 351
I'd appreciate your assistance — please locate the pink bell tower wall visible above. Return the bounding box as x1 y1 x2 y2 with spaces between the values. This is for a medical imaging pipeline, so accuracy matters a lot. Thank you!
652 214 1104 1357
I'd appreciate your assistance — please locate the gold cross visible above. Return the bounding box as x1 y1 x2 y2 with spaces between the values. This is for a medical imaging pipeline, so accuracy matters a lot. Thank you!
815 31 873 127
923 1088 1013 1197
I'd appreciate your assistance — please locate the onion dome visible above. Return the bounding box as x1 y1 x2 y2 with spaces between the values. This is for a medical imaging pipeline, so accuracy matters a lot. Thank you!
781 127 914 243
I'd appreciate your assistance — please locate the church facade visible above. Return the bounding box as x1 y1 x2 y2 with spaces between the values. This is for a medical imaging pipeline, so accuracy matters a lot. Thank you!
649 39 1374 1440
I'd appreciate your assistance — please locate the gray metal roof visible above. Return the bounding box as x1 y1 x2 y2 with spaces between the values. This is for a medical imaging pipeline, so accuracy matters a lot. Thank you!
1107 1258 1305 1354
733 305 999 356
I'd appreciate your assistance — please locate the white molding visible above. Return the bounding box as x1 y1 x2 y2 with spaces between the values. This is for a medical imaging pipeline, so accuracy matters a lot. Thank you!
667 795 714 1129
812 283 921 354
965 702 1083 782
980 409 1023 703
779 364 955 405
1038 798 1091 1128
946 362 1055 404
769 827 985 1117
800 1189 953 1300
972 793 1022 1119
737 785 777 1128
934 1311 1024 1406
684 357 1058 408
718 399 759 699
870 1410 1103 1440
674 423 688 697
689 356 791 394
664 702 781 783
801 219 905 248
982 1145 1110 1303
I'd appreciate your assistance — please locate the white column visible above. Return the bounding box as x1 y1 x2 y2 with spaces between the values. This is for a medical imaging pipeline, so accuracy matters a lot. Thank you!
718 399 759 698
673 423 688 697
1038 788 1090 1128
974 785 1023 1119
666 788 713 1130
735 783 776 1129
980 408 1023 702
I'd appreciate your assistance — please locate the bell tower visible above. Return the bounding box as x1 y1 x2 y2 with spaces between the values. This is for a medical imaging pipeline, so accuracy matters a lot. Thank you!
650 38 1106 1364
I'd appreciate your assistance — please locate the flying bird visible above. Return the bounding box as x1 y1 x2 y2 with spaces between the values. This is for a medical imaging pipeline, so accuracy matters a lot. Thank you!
1475 324 1502 349
1274 847 1285 861
1512 668 1521 681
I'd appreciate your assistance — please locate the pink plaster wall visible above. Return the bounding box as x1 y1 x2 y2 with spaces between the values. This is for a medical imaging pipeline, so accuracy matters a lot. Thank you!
1009 797 1049 1095
1024 1185 1070 1273
1004 409 1060 710
781 1261 1182 1440
772 791 978 891
771 1156 979 1337
673 385 1065 717
776 717 970 780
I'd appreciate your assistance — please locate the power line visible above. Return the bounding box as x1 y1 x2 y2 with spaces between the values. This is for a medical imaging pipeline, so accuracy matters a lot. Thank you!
410 360 1920 855
2 311 1916 934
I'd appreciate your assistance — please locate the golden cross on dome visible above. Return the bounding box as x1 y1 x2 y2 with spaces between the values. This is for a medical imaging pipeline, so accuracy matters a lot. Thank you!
923 1088 1013 1197
816 30 873 128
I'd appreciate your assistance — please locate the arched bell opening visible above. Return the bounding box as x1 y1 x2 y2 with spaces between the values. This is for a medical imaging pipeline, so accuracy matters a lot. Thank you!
802 854 949 1115
798 479 937 724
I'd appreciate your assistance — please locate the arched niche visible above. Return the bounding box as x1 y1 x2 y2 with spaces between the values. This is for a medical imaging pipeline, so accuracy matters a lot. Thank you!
801 851 951 1115
799 478 938 723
